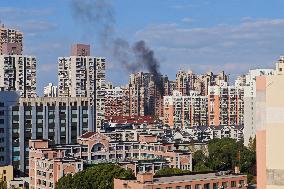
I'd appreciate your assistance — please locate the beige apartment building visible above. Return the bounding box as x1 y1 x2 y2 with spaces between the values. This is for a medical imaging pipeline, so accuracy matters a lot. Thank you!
256 56 284 189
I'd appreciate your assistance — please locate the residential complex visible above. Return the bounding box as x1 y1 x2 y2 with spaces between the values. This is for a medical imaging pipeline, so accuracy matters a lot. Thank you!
58 44 106 129
164 90 208 128
0 55 37 98
29 140 83 189
11 97 94 175
114 172 247 189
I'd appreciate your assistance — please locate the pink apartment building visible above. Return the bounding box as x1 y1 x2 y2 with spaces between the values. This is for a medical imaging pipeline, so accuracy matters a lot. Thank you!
114 172 247 189
29 140 83 189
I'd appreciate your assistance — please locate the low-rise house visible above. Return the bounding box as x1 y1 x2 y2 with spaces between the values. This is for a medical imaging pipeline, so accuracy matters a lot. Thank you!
114 172 248 189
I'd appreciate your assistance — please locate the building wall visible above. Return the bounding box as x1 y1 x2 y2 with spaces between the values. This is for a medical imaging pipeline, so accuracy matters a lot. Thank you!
114 173 247 189
58 55 106 130
256 64 284 189
11 97 94 175
0 91 20 166
0 25 23 55
0 55 37 98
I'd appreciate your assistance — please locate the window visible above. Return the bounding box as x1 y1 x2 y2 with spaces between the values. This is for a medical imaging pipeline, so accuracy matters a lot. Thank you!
72 118 77 122
0 119 4 124
222 182 228 188
0 102 4 107
231 181 236 187
204 183 210 189
0 156 4 161
0 110 4 116
37 119 43 124
213 183 218 189
176 187 182 189
49 119 54 123
0 128 4 133
13 147 20 152
239 180 245 185
185 186 191 189
195 184 201 189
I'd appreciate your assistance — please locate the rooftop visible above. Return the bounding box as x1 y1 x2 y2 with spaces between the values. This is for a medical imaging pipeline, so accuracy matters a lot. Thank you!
146 173 246 184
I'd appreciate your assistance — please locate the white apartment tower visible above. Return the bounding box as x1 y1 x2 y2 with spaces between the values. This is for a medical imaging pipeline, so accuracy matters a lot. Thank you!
44 82 58 97
58 44 106 130
0 55 37 98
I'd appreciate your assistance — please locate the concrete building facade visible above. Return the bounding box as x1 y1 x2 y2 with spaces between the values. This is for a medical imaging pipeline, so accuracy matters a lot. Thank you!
0 24 23 55
11 97 94 175
256 57 284 189
0 55 37 98
114 172 248 189
58 44 106 129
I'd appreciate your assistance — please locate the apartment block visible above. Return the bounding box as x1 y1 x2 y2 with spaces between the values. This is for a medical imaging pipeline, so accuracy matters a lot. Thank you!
29 140 83 189
256 57 284 189
129 72 169 117
58 44 106 129
0 55 37 97
163 90 208 129
208 80 244 126
0 91 20 166
114 172 248 189
43 83 58 97
105 86 130 117
175 70 228 96
0 24 23 55
11 97 94 175
243 69 274 146
77 132 192 172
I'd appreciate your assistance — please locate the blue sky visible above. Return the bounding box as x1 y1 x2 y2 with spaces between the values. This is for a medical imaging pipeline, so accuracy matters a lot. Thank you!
1 0 284 94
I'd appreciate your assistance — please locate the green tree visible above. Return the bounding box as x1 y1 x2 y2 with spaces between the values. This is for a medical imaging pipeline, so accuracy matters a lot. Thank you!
192 150 211 172
155 168 190 177
55 163 135 189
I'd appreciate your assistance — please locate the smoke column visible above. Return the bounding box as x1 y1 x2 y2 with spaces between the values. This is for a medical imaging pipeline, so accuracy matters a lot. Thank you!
70 0 163 94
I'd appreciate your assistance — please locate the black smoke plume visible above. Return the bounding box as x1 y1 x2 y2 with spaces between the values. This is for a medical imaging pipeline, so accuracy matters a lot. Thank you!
70 0 164 95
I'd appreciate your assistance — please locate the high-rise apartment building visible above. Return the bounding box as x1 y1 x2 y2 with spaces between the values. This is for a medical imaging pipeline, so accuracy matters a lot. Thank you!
105 86 130 117
11 97 94 175
0 55 37 98
129 72 169 117
0 24 23 55
208 80 244 126
163 90 208 128
58 44 106 129
256 57 284 188
44 83 58 97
